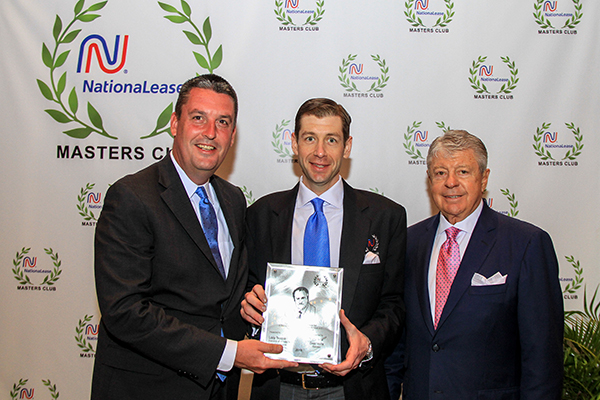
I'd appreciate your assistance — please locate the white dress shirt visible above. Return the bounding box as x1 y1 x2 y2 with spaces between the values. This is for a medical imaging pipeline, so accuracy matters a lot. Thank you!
427 200 484 321
291 176 344 267
170 152 236 372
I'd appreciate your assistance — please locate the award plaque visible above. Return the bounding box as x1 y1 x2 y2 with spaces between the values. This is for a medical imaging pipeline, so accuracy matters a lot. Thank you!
260 263 343 364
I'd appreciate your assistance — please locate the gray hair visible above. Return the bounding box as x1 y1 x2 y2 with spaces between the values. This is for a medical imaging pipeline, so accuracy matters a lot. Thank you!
427 130 488 174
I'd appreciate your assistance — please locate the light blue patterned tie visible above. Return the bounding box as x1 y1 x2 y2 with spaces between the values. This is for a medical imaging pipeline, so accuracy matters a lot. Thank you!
195 187 226 279
303 198 330 267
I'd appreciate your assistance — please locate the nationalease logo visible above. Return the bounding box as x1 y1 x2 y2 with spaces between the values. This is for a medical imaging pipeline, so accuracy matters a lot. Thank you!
37 0 224 140
533 122 583 165
10 379 60 400
12 247 62 290
77 34 129 74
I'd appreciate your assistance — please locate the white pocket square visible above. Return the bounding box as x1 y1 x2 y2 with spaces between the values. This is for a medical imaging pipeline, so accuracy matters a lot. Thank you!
471 272 507 286
363 251 380 264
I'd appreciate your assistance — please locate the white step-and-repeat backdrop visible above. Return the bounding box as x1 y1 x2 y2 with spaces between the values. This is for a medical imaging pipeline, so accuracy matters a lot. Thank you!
1 0 598 398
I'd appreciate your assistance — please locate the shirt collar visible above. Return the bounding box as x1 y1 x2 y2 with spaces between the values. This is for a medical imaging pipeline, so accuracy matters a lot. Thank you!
438 199 484 235
170 152 214 201
297 175 344 209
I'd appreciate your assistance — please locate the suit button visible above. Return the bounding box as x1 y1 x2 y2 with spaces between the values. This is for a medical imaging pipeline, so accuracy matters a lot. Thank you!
432 344 440 352
220 317 225 324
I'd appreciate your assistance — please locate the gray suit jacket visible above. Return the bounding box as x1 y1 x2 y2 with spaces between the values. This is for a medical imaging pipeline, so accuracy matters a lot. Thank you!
247 180 406 400
91 155 247 400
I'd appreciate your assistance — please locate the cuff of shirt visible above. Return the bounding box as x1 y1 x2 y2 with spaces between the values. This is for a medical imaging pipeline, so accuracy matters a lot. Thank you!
217 339 238 372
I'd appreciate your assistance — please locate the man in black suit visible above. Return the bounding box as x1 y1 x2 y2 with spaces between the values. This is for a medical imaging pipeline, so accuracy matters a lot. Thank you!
91 74 295 400
402 130 563 399
241 98 406 399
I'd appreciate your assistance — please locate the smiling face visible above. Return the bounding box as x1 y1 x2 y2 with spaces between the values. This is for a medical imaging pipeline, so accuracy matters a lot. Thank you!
170 88 236 185
292 114 352 195
428 149 490 224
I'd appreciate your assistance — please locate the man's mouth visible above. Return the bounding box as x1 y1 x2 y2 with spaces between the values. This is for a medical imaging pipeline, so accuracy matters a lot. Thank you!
196 144 215 151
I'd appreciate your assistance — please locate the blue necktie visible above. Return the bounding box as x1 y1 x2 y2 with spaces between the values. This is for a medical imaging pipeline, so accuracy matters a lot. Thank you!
303 198 330 267
195 187 226 279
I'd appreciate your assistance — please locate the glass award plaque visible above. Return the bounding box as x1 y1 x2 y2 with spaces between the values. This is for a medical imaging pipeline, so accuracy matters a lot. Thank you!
260 263 343 364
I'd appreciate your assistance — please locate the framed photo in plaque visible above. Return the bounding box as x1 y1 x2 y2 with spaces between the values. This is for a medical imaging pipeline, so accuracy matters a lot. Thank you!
260 263 343 364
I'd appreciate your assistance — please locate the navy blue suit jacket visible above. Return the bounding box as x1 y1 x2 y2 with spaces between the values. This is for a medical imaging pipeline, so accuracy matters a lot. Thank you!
403 203 563 399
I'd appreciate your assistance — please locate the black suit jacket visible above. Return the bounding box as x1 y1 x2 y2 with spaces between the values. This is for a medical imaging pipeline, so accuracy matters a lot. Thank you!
247 181 406 400
91 156 248 400
403 203 563 399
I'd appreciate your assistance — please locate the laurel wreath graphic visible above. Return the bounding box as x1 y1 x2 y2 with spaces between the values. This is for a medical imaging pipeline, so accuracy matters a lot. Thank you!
42 379 60 399
563 0 582 29
533 0 583 29
274 0 325 26
77 183 98 221
500 188 519 217
75 314 96 353
12 247 33 285
41 248 62 286
404 121 450 160
403 121 425 160
369 55 389 92
10 379 28 400
436 121 451 132
533 0 554 28
469 56 518 94
563 255 583 294
533 122 583 161
274 1 294 25
37 0 118 139
145 1 224 139
241 186 256 207
434 0 455 27
37 0 179 140
338 54 388 93
498 56 519 94
533 122 554 160
469 56 489 94
404 0 424 27
305 0 325 25
404 0 454 28
272 119 294 158
12 248 62 286
339 54 359 92
562 122 584 160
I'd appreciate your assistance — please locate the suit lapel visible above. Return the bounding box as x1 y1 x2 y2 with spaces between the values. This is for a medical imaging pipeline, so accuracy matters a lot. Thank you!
158 157 225 280
211 176 241 287
416 215 439 336
436 204 498 330
339 182 370 312
271 186 297 264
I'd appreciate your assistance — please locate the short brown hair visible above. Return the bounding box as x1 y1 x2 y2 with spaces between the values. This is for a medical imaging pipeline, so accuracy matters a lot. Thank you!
175 74 238 127
294 98 351 142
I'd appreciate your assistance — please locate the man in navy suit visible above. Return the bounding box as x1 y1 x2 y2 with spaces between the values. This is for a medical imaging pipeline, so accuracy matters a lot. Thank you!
91 74 295 400
402 130 563 399
241 98 406 399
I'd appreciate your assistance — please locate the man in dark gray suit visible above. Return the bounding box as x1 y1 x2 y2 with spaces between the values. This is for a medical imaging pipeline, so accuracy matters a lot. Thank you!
241 98 406 400
91 74 295 400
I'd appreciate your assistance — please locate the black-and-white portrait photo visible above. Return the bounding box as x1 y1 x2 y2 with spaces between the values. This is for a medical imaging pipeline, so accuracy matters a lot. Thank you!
261 263 343 363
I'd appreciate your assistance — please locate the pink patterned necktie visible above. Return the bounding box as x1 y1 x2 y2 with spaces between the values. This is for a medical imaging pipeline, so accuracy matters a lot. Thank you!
434 227 461 329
